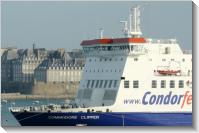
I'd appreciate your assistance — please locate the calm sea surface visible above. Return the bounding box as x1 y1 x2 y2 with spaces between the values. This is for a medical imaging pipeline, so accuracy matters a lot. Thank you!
1 99 65 126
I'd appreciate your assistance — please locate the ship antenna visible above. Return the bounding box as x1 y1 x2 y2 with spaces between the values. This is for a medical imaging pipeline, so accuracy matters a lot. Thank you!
130 6 142 38
120 21 129 37
99 28 104 39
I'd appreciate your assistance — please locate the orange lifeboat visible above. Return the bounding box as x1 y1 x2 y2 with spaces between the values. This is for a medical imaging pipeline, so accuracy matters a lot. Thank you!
157 70 181 75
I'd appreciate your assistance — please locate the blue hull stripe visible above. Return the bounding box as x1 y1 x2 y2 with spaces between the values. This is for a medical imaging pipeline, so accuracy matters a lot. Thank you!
11 112 192 126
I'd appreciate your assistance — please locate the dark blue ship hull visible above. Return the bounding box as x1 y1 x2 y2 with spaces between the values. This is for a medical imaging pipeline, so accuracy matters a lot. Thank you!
11 111 192 126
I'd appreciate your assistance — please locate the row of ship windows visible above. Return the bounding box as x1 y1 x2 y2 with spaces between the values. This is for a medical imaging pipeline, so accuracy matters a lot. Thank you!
86 80 119 89
83 45 132 51
88 58 191 62
89 58 124 62
85 69 122 73
124 80 187 89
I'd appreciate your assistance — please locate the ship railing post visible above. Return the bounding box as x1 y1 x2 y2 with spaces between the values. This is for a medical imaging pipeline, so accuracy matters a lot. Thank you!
122 114 125 126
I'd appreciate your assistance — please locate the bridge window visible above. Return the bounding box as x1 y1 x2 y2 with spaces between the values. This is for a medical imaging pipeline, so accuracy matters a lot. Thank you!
87 80 91 88
99 80 103 88
104 80 108 88
170 80 175 88
179 80 184 88
152 80 157 88
124 80 129 88
131 45 134 51
161 80 166 88
91 80 95 88
109 80 113 88
113 80 118 88
133 80 139 88
95 80 99 88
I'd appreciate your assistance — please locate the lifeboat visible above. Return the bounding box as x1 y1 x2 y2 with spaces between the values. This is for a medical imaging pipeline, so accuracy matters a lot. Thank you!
157 70 181 75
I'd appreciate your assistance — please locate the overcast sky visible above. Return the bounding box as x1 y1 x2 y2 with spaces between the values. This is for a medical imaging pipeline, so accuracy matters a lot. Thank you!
1 1 192 51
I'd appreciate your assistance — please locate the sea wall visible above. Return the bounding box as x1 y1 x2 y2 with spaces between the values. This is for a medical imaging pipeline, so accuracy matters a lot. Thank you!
1 93 75 100
1 81 79 100
32 81 79 97
1 82 32 94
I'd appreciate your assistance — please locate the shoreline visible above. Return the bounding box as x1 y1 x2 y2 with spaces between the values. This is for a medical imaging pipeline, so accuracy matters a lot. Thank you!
1 93 75 100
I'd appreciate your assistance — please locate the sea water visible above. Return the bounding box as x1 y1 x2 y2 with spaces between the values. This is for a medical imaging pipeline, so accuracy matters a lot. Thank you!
1 99 65 126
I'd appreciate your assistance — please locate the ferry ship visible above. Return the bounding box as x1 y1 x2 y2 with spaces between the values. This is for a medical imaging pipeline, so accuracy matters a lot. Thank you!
10 6 192 126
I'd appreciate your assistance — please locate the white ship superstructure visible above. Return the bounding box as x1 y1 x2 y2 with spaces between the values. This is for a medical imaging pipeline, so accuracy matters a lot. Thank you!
74 6 192 112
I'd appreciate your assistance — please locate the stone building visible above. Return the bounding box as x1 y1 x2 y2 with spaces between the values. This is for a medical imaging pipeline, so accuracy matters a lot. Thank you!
34 59 83 83
1 45 85 95
1 48 20 92
12 47 47 83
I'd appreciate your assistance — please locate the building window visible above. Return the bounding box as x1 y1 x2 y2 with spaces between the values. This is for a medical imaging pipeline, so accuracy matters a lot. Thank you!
170 80 175 88
108 80 113 88
99 80 103 88
124 80 129 88
133 80 139 88
134 58 138 61
104 80 108 88
152 80 157 88
161 80 166 88
179 80 184 88
162 59 166 61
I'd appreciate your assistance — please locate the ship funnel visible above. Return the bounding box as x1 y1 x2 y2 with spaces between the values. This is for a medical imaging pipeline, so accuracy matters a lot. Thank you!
121 6 142 38
130 6 142 37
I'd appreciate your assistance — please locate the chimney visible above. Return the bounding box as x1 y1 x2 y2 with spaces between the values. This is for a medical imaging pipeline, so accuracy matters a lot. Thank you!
33 42 36 51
